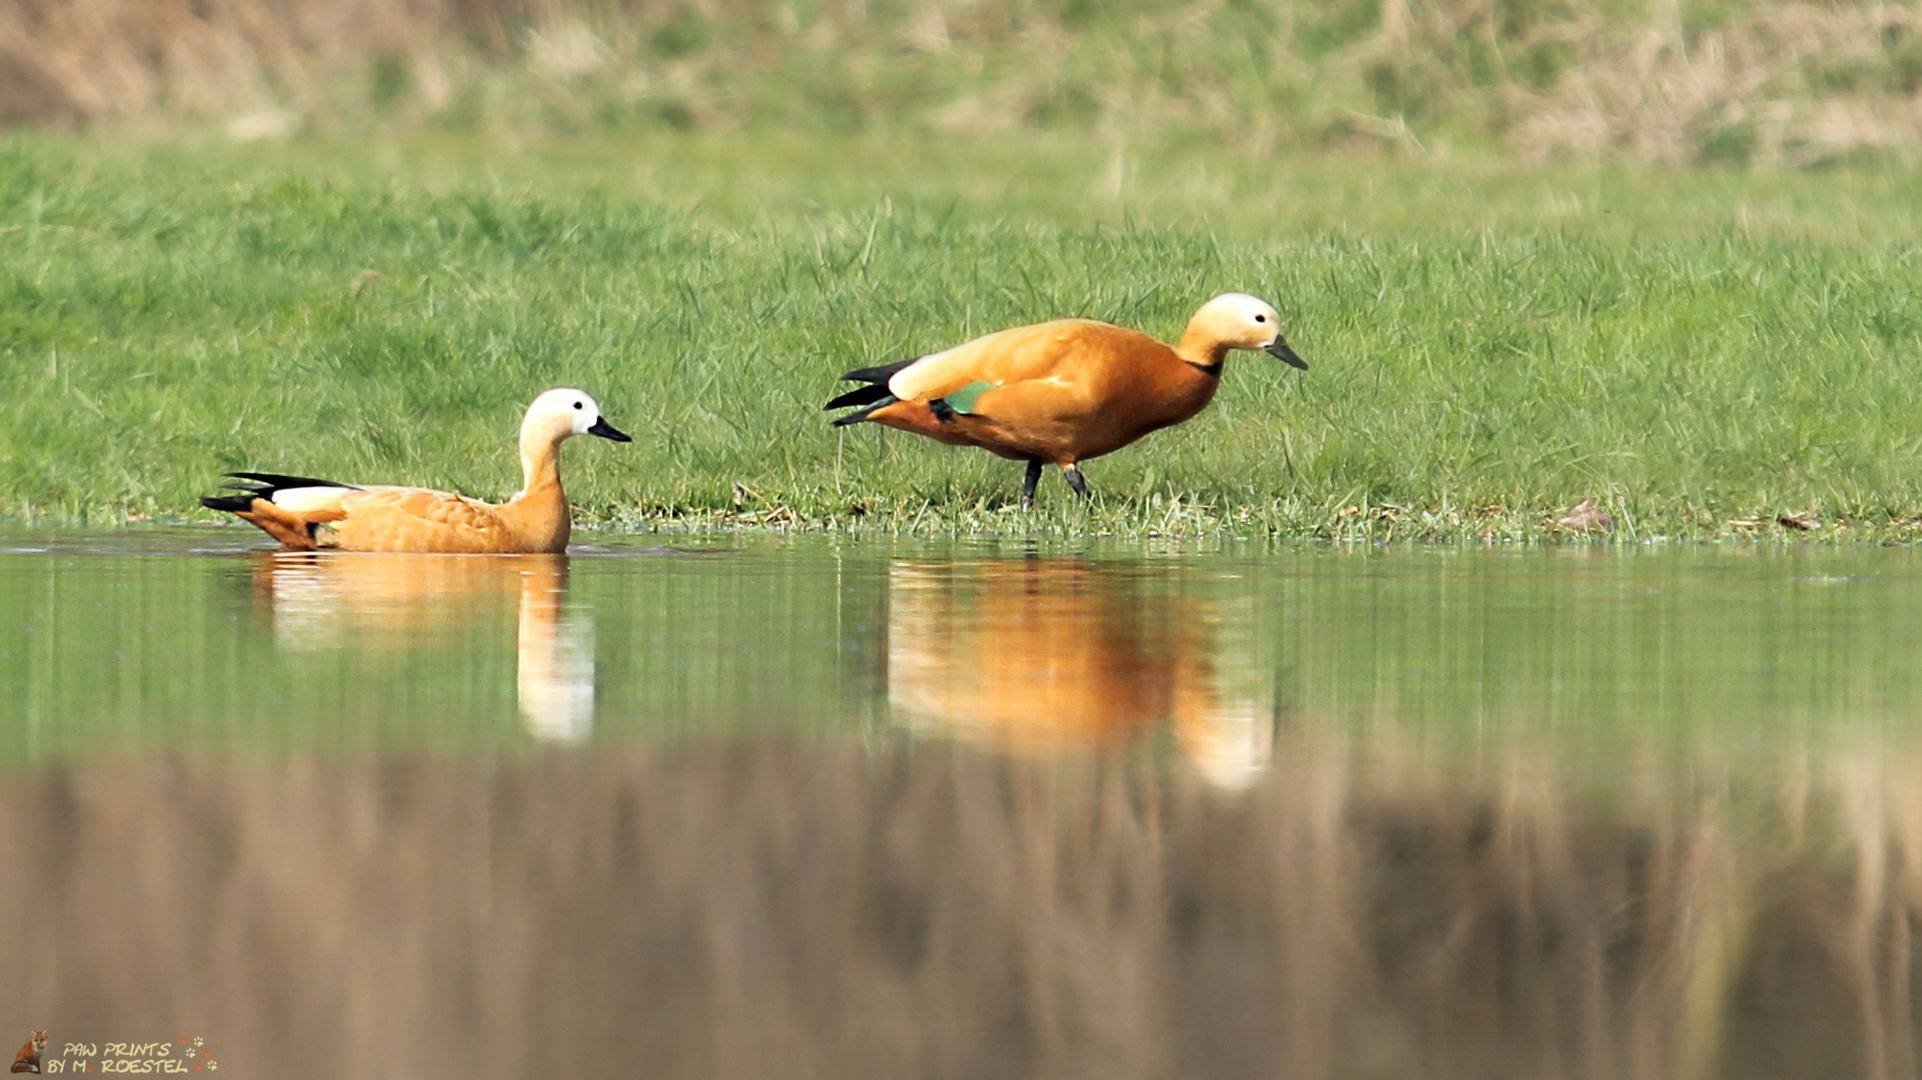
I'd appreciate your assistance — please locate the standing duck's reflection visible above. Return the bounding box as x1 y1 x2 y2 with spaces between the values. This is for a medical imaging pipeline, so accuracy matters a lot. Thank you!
887 559 1275 787
253 553 595 742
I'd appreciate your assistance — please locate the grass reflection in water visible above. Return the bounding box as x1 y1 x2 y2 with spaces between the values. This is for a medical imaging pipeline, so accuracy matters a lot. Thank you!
0 742 1911 1078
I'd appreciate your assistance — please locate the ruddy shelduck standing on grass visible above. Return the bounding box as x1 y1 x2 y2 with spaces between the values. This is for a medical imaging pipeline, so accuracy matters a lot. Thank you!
200 389 631 553
825 293 1307 507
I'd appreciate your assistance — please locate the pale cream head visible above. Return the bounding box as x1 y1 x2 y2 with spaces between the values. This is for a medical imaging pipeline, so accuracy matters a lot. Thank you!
1192 293 1283 349
519 388 631 448
1186 293 1307 369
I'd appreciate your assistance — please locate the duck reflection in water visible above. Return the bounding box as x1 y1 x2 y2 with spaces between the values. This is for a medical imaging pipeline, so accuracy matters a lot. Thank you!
887 559 1276 787
253 552 595 742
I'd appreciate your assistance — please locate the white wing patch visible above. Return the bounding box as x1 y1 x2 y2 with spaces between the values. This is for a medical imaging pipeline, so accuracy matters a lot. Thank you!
270 487 351 513
886 345 960 399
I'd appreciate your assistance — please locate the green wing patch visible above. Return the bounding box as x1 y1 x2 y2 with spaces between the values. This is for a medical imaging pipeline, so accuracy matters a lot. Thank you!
945 381 997 415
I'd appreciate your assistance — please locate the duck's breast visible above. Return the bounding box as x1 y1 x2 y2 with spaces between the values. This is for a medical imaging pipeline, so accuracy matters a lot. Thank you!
1063 332 1218 456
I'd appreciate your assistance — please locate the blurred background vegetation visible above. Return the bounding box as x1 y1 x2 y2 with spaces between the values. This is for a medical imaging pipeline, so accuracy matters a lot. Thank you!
1 0 1919 165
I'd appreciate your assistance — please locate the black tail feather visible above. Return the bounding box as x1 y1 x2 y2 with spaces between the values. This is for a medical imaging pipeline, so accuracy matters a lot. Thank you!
826 357 917 423
830 396 899 426
225 472 359 492
201 471 360 516
839 358 917 385
824 383 896 411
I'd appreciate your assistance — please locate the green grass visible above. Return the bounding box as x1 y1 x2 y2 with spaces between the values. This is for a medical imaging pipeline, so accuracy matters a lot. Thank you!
2 131 1920 541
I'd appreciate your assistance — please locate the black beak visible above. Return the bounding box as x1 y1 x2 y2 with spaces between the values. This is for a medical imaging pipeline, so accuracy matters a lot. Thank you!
587 417 632 442
1267 339 1308 370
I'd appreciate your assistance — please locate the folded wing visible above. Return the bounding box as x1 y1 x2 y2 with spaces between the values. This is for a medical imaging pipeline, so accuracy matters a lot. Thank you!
888 321 1109 402
323 487 514 552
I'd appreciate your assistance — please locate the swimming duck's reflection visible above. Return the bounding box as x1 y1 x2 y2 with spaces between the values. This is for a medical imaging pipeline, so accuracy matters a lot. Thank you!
886 560 1275 787
253 553 595 742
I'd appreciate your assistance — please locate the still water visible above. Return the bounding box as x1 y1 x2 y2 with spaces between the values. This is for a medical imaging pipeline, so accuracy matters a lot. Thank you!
3 528 1922 1078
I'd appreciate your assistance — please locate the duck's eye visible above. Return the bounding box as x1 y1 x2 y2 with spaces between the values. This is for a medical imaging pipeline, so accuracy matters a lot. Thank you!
573 401 584 410
1254 314 1267 323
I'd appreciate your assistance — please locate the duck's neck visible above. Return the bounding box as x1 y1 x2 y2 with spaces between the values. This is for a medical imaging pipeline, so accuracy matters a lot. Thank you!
514 432 571 551
518 429 566 502
1173 324 1231 376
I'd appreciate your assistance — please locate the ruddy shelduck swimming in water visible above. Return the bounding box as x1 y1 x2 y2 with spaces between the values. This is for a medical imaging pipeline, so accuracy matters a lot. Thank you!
200 389 631 553
825 293 1307 507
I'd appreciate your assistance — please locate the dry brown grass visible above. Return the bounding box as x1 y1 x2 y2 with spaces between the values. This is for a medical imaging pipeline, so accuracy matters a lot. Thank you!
0 737 1915 1077
1517 3 1922 163
0 0 1917 162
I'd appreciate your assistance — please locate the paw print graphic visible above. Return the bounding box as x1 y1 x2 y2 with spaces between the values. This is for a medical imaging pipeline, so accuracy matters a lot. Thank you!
180 1038 215 1071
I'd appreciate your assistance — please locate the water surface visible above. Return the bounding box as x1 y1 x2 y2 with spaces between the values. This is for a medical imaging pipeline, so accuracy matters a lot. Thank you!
1 528 1919 1078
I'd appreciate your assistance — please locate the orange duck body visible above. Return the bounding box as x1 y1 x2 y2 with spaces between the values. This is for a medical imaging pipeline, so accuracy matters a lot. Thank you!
860 321 1223 463
222 482 575 554
201 389 630 554
826 293 1306 506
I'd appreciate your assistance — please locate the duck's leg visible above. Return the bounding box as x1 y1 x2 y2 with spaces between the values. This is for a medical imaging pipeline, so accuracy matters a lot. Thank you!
1062 464 1090 499
1021 460 1043 510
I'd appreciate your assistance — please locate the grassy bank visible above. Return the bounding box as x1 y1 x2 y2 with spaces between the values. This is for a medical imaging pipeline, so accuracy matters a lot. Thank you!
1 133 1919 541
